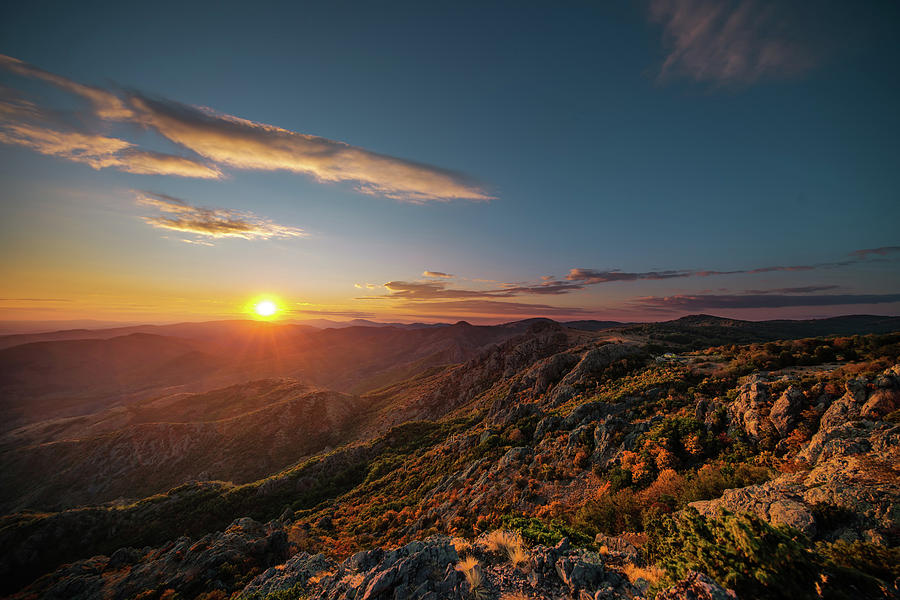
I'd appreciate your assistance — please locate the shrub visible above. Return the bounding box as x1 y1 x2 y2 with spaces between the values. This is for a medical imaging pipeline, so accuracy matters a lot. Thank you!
645 509 819 600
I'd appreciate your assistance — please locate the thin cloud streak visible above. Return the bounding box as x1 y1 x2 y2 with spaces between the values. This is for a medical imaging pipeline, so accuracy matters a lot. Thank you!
632 293 900 311
850 246 900 260
423 271 454 278
396 299 594 317
136 192 305 241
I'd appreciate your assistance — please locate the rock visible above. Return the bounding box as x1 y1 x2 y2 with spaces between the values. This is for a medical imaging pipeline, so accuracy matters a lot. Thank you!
728 380 772 440
594 534 639 561
656 571 738 599
690 482 816 537
769 386 804 436
861 388 900 420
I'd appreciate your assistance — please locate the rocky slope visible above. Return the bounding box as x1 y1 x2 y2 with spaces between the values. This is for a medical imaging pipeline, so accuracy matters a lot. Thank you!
2 325 899 599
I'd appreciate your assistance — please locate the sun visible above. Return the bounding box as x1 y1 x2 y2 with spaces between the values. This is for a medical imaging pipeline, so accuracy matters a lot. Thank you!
254 300 277 317
249 298 281 319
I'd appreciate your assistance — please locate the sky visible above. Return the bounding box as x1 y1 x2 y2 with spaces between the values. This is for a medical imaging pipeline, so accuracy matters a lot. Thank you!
0 0 898 327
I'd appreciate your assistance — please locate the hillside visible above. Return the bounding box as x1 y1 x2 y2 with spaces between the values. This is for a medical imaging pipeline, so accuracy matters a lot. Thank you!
0 318 898 599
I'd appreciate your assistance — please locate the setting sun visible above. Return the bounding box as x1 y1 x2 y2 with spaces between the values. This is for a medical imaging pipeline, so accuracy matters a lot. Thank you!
251 299 280 319
254 300 277 316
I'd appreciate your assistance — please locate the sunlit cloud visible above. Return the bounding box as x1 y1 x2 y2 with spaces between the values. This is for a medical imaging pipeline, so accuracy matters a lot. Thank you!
136 191 305 241
126 94 493 202
423 270 454 278
0 54 133 120
649 0 818 85
0 54 493 200
0 122 221 177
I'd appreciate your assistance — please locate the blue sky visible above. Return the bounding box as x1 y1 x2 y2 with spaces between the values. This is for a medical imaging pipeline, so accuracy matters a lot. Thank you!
1 0 898 324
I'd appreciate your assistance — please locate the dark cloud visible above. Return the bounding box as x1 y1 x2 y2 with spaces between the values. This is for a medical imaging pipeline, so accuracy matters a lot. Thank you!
850 246 900 260
292 309 376 318
396 299 594 317
566 268 693 284
744 285 842 294
632 293 900 311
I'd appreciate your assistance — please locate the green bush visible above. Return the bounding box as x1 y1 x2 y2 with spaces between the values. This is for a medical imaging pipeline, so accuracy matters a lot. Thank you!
646 509 819 600
501 515 592 547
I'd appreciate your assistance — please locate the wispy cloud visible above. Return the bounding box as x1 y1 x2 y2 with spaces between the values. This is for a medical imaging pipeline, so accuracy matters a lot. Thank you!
850 246 900 260
423 270 454 279
0 54 132 120
649 0 817 85
136 191 305 241
0 54 493 201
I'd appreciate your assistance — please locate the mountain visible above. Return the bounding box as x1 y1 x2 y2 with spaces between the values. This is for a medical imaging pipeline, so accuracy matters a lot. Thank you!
1 316 898 598
0 379 369 512
0 320 534 433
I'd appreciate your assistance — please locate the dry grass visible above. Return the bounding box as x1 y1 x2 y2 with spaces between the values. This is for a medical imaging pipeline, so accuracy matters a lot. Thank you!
456 556 489 599
621 562 664 586
452 536 473 556
500 592 533 600
485 530 529 568
308 568 336 585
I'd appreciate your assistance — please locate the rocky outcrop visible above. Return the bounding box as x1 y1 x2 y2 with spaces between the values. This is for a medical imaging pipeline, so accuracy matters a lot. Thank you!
241 535 650 599
11 517 289 600
727 377 773 440
694 365 900 544
769 385 804 436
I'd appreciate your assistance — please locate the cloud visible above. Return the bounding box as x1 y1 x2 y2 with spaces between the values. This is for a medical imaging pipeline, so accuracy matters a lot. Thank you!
632 292 900 311
126 94 492 202
381 280 503 300
292 308 376 318
0 54 493 200
0 100 220 178
423 270 454 278
395 299 593 317
136 192 305 241
649 0 818 85
850 246 900 260
0 54 132 120
566 268 693 284
743 285 842 294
